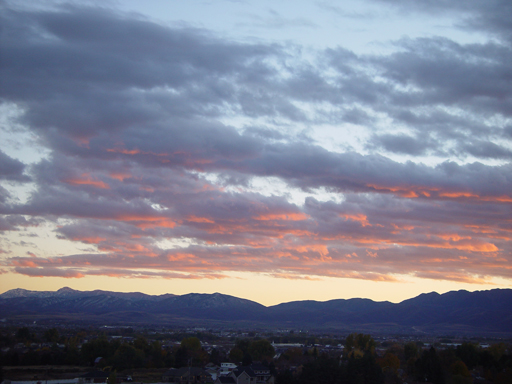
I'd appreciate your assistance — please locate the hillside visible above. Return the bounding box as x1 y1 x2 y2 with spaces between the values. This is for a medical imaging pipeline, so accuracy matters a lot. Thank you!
1 287 511 335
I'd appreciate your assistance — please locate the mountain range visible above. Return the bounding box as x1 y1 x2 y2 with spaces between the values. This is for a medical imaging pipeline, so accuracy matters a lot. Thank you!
1 287 511 335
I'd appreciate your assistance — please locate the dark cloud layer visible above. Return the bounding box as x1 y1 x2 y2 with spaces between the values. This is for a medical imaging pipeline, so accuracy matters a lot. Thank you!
0 1 511 285
0 151 27 181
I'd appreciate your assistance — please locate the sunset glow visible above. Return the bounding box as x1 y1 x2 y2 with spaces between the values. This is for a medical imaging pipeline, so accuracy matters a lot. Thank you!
0 0 511 306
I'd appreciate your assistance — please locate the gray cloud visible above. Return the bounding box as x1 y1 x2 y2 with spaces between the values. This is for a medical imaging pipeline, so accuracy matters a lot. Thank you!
369 133 434 155
0 150 27 181
1 1 511 284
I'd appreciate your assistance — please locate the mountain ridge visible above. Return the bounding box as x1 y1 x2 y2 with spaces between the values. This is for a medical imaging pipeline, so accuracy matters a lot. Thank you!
1 287 511 334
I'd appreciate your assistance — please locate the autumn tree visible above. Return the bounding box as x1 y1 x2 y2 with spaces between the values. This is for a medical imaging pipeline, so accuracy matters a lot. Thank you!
377 352 400 374
450 360 471 384
344 333 376 359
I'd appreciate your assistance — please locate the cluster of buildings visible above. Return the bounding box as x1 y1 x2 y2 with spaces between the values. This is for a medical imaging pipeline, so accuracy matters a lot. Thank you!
3 362 275 384
162 362 274 384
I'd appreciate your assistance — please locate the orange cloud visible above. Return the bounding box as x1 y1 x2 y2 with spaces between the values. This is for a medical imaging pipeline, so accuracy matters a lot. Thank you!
65 173 110 189
187 216 215 223
436 192 512 202
270 273 322 281
317 270 400 282
167 253 196 261
73 137 90 148
11 260 38 267
255 212 309 221
415 271 493 284
437 233 471 242
293 244 329 256
71 236 107 244
110 172 131 181
367 183 512 203
391 239 498 253
367 184 422 198
107 148 141 155
117 215 177 229
390 223 415 234
107 146 185 160
400 190 418 198
340 213 371 227
439 191 479 199
14 267 86 278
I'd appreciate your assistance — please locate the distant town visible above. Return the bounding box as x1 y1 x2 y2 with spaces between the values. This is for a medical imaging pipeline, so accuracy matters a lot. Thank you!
1 322 511 384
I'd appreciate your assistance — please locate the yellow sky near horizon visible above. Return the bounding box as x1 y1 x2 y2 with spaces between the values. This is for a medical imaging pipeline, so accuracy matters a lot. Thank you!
1 271 510 306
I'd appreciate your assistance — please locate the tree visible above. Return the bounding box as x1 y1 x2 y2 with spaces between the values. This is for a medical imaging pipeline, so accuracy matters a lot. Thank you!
377 352 400 374
209 348 221 365
181 337 201 351
404 342 418 360
177 337 208 367
107 370 117 384
346 352 384 384
281 347 306 365
456 342 479 370
44 328 60 343
16 327 31 341
450 360 471 384
299 355 343 384
276 369 295 384
147 340 164 368
174 346 189 368
111 344 145 371
415 347 445 384
235 339 251 355
344 333 376 358
229 347 243 363
242 351 253 366
488 342 507 363
133 336 149 353
249 339 275 362
80 337 113 365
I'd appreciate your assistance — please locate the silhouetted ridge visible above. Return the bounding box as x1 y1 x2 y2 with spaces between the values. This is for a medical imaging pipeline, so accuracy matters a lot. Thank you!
1 288 510 334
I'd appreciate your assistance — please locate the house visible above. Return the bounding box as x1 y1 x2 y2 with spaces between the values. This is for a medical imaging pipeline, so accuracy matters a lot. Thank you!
204 363 220 381
215 365 274 384
161 367 209 384
214 377 236 384
248 364 273 383
219 363 237 375
94 357 104 367
80 371 109 384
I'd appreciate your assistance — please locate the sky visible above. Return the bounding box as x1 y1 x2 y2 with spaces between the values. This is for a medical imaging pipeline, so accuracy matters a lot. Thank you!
0 0 511 306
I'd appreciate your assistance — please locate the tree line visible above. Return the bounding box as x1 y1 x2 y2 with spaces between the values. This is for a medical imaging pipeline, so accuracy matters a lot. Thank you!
1 328 511 384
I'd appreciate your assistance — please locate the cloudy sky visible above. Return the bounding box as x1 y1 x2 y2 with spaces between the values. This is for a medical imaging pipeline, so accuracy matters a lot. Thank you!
1 0 511 305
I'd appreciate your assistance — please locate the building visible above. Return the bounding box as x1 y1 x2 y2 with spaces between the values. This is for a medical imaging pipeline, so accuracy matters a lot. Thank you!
161 367 209 384
80 372 109 384
214 364 274 384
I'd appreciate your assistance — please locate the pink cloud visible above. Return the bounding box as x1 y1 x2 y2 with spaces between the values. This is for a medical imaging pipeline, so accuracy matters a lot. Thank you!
1 2 511 291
